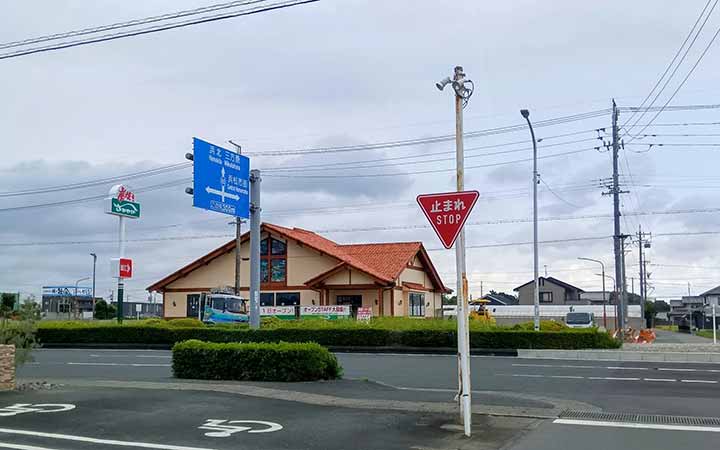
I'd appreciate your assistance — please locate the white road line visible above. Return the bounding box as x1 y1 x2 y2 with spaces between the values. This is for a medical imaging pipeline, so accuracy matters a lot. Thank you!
658 368 698 372
553 418 720 433
66 362 170 367
0 428 216 450
602 377 641 381
588 377 605 380
644 378 677 382
681 379 719 384
0 442 59 450
511 374 544 378
550 375 584 379
89 354 171 359
606 366 648 371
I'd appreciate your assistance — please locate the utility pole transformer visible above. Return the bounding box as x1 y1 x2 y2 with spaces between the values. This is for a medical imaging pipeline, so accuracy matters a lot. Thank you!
249 169 262 329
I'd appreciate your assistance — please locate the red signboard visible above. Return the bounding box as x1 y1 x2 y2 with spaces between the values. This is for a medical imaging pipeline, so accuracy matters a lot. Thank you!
417 191 479 249
119 258 133 279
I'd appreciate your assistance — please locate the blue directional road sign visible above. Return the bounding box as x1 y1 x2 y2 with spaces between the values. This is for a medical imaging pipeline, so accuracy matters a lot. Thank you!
192 137 250 218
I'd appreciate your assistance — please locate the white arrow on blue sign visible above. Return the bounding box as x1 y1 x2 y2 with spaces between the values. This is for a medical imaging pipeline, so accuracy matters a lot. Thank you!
192 137 250 218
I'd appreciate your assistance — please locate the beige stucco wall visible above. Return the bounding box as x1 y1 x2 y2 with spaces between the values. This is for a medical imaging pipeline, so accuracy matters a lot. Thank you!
398 267 429 286
286 239 338 285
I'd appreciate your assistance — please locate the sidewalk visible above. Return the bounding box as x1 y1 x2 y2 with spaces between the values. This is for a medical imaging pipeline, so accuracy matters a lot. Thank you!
519 341 720 363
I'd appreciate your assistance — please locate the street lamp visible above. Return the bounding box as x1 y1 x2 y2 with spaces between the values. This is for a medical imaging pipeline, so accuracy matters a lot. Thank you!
437 65 474 438
521 108 540 332
74 276 90 319
90 253 97 316
579 257 607 328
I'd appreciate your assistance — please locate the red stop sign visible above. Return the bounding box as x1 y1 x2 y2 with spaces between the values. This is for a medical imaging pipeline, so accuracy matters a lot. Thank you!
119 258 133 278
417 191 479 249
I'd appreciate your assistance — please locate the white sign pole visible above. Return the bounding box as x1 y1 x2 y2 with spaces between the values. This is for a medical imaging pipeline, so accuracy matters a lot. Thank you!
713 303 717 345
117 215 126 323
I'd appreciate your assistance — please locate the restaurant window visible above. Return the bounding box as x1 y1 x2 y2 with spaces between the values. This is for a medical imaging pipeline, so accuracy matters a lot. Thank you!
261 237 287 285
409 292 425 317
260 293 275 306
276 292 300 306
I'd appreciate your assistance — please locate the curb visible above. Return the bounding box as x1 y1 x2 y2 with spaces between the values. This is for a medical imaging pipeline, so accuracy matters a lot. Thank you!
518 349 720 364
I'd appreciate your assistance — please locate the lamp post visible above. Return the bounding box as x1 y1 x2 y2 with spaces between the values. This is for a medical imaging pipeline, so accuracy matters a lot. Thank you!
520 109 540 332
74 276 90 319
90 253 97 316
596 273 617 330
579 257 607 328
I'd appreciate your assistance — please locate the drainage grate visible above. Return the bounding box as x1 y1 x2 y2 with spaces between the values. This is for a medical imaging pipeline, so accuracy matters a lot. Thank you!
560 410 720 427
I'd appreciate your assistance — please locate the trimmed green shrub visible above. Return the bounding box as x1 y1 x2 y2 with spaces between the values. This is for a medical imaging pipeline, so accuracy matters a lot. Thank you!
165 318 204 328
172 340 342 381
37 320 619 349
511 320 569 331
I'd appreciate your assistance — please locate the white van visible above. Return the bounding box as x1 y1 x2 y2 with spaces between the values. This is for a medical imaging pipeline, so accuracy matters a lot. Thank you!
565 312 595 329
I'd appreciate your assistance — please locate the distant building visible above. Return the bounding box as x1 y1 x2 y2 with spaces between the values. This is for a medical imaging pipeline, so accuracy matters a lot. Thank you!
479 292 518 306
513 277 585 305
579 291 612 305
669 296 705 328
111 301 163 318
41 285 93 316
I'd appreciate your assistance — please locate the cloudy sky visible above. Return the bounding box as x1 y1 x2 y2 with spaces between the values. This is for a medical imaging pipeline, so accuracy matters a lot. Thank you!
2 0 720 302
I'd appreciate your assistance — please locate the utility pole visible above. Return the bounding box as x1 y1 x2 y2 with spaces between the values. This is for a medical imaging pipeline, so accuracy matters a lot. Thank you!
480 280 483 297
604 100 629 331
249 169 262 329
437 65 474 437
544 265 548 277
228 141 244 297
90 253 97 316
637 225 651 328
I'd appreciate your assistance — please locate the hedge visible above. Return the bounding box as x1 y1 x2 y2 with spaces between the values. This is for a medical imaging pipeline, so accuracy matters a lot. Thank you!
172 340 342 381
37 322 620 349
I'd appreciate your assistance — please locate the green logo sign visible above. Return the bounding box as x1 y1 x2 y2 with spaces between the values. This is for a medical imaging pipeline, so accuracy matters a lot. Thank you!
110 198 141 218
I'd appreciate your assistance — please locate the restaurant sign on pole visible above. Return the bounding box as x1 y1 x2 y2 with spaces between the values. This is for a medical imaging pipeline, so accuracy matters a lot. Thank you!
417 191 479 249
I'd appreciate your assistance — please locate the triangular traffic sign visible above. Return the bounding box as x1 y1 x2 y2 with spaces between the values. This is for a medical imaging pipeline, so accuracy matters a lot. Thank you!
417 191 480 249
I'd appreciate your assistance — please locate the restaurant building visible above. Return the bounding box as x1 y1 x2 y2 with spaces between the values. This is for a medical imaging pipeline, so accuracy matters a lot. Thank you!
147 223 450 318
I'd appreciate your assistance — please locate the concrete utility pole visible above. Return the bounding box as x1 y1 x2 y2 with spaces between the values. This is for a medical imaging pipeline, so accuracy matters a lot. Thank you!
437 65 474 437
607 100 628 331
637 225 651 328
90 253 97 315
249 169 262 329
521 109 540 332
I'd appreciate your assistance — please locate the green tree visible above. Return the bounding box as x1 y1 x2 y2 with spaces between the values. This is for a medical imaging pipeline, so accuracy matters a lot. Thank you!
0 293 16 318
644 301 656 328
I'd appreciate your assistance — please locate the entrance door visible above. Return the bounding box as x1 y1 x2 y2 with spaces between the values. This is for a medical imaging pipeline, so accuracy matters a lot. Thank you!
336 295 362 317
187 294 200 318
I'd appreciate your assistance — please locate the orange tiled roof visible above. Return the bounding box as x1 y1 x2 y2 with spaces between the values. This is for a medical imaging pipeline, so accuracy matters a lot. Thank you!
148 223 448 292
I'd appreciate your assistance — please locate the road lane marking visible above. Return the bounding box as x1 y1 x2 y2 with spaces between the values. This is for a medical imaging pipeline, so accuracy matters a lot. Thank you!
0 428 216 450
643 378 677 382
602 377 641 381
549 375 584 379
658 368 698 372
606 366 648 371
0 443 60 450
681 379 719 384
553 418 720 433
89 354 171 359
66 362 170 367
511 374 544 378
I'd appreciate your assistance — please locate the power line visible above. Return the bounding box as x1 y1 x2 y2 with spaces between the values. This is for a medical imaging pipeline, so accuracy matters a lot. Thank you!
0 0 269 50
0 163 190 198
622 0 718 133
539 178 581 208
0 1 320 61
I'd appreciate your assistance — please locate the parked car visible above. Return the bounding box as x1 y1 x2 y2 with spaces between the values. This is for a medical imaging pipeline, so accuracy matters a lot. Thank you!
565 312 595 328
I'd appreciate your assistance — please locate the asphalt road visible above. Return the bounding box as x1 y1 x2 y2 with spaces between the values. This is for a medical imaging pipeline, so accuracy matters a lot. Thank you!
16 349 720 449
654 329 713 343
0 386 517 450
20 349 720 416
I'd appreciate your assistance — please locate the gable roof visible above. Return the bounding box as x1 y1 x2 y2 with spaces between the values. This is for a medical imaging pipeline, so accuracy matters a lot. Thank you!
513 276 585 293
700 285 720 297
147 222 449 293
481 292 519 305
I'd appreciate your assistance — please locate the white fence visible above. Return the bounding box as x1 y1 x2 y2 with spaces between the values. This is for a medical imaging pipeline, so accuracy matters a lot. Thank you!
443 304 641 318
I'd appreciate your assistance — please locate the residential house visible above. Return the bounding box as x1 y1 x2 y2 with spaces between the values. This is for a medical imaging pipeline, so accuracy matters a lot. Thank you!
479 291 519 306
513 277 585 305
668 296 705 328
147 223 450 319
579 291 612 305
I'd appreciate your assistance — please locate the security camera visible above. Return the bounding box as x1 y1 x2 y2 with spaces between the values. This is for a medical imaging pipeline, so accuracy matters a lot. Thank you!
436 76 452 91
